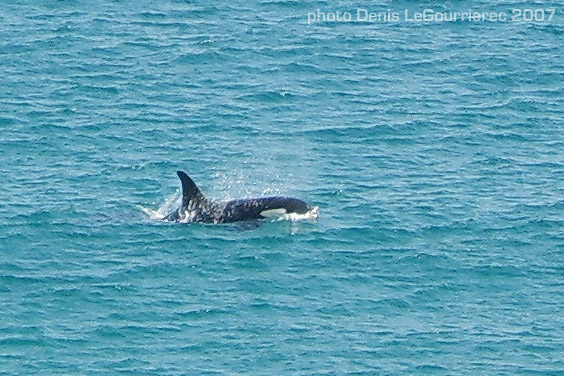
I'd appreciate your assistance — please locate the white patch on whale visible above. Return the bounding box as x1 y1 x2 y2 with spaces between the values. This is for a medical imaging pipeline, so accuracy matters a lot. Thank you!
260 208 287 217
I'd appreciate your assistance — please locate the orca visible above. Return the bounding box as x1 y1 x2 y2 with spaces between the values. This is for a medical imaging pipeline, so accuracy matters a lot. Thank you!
164 171 313 224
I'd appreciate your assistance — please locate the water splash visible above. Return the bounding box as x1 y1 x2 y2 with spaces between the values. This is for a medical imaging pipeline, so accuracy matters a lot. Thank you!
136 190 181 220
277 206 320 222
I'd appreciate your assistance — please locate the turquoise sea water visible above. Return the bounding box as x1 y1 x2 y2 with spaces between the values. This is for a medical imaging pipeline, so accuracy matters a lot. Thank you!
1 1 563 374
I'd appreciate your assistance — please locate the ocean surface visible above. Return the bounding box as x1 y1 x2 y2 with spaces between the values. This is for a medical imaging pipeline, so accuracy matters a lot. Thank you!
1 0 563 374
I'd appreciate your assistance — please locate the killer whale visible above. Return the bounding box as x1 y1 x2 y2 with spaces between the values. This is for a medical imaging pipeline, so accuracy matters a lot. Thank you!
164 171 313 224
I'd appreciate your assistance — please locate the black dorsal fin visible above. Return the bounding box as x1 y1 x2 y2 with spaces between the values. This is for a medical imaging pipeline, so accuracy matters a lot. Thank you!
177 171 206 208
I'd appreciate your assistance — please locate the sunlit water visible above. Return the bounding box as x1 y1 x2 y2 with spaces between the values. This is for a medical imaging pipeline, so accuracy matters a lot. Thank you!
1 0 563 374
